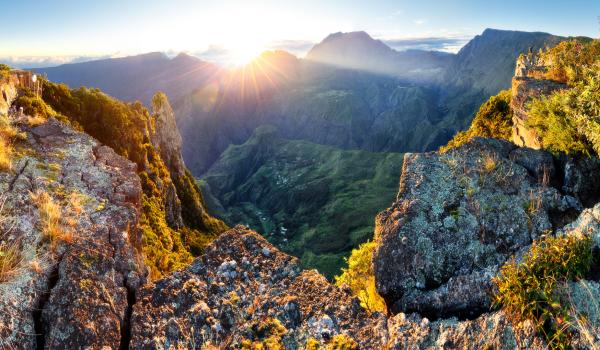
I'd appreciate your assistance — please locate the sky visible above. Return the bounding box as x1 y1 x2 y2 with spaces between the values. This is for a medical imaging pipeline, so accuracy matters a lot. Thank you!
1 0 599 67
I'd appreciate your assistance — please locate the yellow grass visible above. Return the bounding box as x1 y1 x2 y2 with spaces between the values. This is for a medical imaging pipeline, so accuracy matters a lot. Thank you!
31 190 73 249
0 240 23 282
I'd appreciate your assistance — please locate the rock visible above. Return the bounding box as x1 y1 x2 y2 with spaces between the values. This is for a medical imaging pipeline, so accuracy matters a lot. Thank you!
373 138 582 318
561 156 600 207
129 226 386 349
0 118 146 348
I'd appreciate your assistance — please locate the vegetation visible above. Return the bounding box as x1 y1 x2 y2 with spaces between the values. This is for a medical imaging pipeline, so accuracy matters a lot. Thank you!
493 234 594 349
0 240 23 283
540 39 600 84
525 40 600 156
440 90 513 152
31 190 74 251
38 79 225 278
335 241 386 313
240 318 287 350
0 113 20 171
325 334 358 350
201 126 404 278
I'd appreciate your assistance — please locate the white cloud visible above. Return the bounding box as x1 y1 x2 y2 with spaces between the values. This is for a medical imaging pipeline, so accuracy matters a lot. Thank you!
413 19 427 25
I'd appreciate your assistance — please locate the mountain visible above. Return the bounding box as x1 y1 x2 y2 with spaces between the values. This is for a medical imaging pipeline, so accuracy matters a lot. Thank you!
306 31 453 80
443 28 565 95
199 125 404 277
34 52 221 105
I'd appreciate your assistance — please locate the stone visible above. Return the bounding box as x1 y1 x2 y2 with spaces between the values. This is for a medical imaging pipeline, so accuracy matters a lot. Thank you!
373 138 582 318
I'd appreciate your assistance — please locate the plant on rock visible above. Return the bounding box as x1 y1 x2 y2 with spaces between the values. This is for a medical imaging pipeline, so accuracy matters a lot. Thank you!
335 241 386 313
441 90 513 152
492 234 593 349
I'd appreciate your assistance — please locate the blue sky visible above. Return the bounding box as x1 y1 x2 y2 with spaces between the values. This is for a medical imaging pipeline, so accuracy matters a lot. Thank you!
2 0 599 67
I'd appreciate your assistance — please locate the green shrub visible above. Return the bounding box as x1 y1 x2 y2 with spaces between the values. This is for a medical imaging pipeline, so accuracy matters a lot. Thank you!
0 64 10 71
493 234 593 349
441 90 513 152
335 241 386 313
526 50 600 157
542 39 600 84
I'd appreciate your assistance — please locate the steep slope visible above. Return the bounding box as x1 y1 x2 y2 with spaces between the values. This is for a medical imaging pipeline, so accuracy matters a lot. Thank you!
444 28 565 96
34 52 221 105
21 78 227 278
200 126 404 277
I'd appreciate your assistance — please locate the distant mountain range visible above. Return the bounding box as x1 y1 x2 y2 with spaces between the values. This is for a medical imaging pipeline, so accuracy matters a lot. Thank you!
32 28 573 275
35 52 221 105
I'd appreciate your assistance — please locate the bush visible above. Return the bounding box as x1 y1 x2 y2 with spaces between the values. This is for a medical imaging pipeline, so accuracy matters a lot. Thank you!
526 55 600 157
542 39 600 84
335 241 386 313
0 114 20 171
441 90 513 152
493 234 593 349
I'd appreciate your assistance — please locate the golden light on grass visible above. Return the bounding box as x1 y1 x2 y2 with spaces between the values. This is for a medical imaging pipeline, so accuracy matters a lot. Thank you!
31 190 73 250
0 240 24 283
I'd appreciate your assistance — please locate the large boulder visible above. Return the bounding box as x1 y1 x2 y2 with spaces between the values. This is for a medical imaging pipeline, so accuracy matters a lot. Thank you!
373 138 582 318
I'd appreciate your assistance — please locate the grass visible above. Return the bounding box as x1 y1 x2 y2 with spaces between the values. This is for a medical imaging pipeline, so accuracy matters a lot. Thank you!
493 234 594 349
0 240 24 283
0 113 20 172
31 190 73 250
0 195 24 283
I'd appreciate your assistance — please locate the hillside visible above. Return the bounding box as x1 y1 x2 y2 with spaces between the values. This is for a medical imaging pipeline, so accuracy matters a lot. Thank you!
200 126 404 277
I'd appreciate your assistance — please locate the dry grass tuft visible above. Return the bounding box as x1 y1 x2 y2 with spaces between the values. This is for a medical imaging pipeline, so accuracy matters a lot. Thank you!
0 240 24 283
0 114 19 172
31 190 73 249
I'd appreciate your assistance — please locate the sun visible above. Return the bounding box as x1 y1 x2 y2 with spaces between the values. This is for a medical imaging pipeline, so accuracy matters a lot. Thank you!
228 43 265 66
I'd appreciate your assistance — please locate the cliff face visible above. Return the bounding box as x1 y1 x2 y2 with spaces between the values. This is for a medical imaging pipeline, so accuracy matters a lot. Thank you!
0 117 146 348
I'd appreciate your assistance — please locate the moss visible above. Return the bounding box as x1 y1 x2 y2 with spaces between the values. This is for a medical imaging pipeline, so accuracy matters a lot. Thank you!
326 334 358 350
241 318 287 350
493 235 593 349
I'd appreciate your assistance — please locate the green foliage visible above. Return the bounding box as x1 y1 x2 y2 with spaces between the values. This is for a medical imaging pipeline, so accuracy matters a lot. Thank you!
202 126 403 278
335 241 386 313
526 40 600 157
0 64 10 71
440 90 513 152
542 39 600 84
493 235 593 349
14 89 57 120
40 80 224 278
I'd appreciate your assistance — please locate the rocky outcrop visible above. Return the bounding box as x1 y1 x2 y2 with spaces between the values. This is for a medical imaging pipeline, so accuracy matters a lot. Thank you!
130 226 387 349
0 117 146 348
128 225 600 349
373 138 582 318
